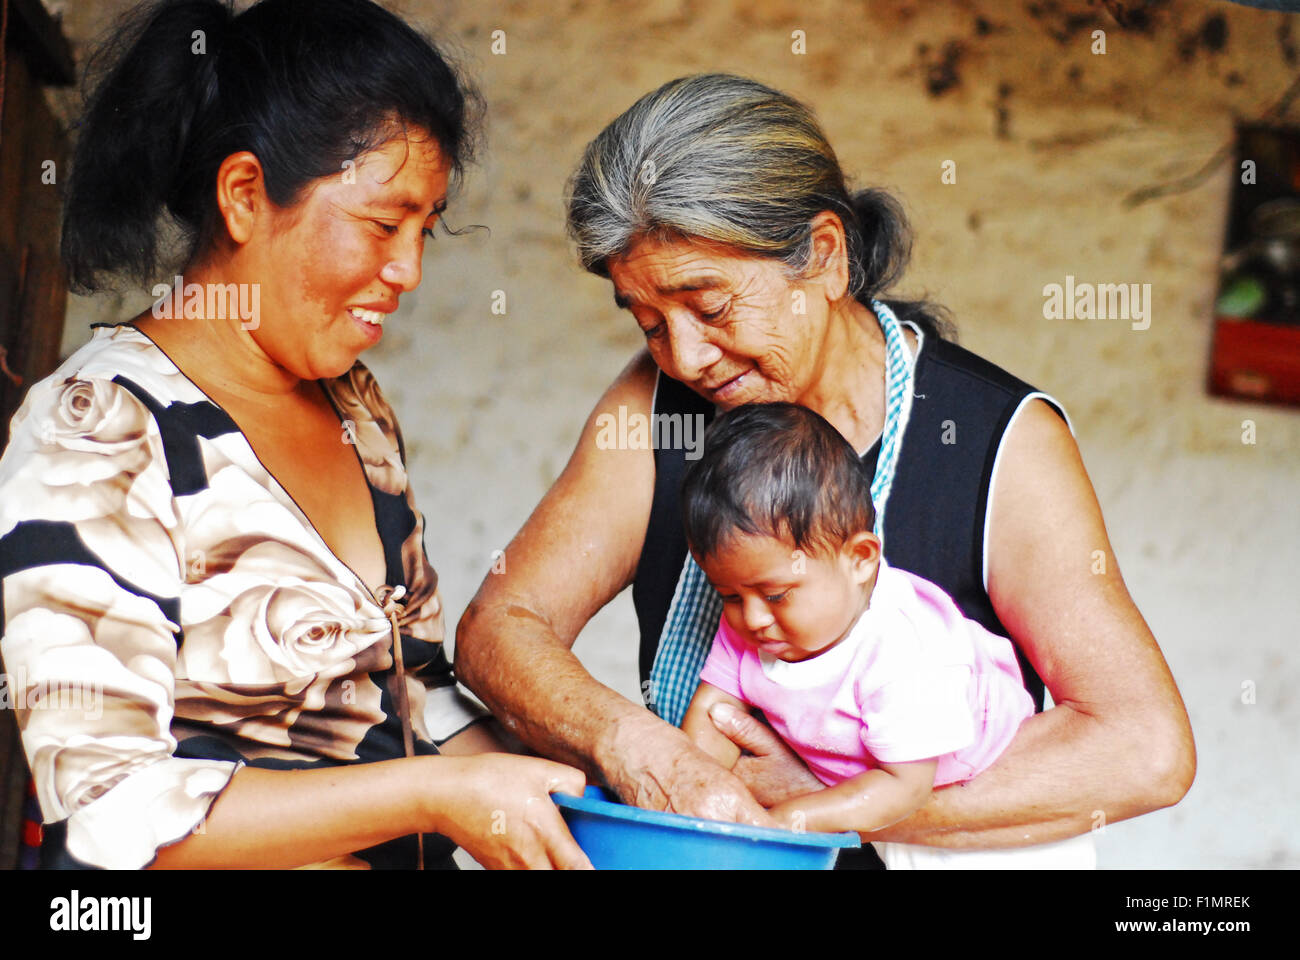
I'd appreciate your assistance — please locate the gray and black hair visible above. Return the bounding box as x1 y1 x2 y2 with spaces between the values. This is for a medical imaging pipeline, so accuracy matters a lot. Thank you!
565 73 951 340
682 403 876 560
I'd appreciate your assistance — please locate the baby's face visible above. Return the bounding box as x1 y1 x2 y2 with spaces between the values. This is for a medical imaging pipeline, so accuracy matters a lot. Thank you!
698 532 876 662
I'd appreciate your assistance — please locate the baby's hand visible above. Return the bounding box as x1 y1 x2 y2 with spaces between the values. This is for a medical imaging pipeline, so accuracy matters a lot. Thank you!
764 762 938 837
766 799 811 834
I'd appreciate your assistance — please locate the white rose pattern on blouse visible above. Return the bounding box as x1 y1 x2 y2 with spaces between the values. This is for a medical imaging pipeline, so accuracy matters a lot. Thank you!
0 324 483 869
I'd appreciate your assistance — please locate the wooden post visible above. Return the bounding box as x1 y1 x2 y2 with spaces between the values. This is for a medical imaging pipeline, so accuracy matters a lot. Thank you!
0 0 75 870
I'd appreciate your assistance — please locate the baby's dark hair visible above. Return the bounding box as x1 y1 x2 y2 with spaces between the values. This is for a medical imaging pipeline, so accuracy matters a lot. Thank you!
61 0 483 293
682 403 876 560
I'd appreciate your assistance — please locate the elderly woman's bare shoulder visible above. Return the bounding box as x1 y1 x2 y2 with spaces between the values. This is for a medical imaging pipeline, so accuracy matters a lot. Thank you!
583 348 659 427
985 396 1109 611
480 348 661 635
550 347 658 517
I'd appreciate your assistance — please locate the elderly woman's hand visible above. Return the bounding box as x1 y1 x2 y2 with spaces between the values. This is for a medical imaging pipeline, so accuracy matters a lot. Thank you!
705 703 826 807
595 710 776 826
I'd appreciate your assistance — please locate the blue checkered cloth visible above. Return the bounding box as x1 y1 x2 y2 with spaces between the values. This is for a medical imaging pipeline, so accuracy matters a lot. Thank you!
647 300 919 727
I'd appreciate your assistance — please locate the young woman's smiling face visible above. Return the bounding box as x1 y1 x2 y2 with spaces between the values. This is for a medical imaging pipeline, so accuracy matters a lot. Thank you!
241 131 450 380
697 531 877 662
607 235 836 410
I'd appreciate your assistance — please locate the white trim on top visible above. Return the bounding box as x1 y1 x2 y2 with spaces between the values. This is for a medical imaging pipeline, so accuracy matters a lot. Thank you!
980 391 1074 595
900 318 924 362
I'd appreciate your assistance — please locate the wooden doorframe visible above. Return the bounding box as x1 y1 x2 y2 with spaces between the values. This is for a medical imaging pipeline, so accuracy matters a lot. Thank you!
0 0 75 870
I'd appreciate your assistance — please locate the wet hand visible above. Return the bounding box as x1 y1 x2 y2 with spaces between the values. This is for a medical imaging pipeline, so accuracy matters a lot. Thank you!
709 703 825 807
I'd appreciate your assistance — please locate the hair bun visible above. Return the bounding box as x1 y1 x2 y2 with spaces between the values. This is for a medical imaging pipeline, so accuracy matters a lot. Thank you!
845 188 911 299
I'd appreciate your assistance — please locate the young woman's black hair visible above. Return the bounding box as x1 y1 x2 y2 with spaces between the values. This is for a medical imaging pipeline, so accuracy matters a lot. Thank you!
61 0 483 293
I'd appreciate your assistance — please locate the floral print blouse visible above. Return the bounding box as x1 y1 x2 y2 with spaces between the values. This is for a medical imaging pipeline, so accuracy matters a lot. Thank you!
0 324 484 869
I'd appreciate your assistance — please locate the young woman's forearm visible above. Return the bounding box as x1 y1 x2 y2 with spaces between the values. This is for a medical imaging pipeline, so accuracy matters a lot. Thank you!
149 756 449 869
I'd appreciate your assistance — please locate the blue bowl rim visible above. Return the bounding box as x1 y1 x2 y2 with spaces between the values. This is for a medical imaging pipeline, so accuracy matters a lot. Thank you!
553 786 860 849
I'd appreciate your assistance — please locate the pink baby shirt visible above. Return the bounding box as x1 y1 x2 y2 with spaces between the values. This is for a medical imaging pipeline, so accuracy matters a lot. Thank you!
696 560 1035 787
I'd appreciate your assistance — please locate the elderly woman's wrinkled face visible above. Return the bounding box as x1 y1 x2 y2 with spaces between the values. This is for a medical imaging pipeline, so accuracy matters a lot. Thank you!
608 237 831 410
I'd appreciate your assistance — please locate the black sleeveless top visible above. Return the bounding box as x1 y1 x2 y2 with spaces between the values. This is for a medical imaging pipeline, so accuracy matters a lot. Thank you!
632 332 1067 727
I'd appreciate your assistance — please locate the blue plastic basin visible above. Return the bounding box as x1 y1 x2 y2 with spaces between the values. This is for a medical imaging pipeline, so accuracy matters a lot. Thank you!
553 786 860 870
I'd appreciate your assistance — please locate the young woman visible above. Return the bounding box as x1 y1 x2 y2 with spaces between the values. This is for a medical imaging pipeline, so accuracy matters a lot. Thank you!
0 0 588 870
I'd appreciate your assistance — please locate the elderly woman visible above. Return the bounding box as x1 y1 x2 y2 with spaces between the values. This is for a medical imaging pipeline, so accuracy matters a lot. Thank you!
455 73 1196 866
0 0 587 870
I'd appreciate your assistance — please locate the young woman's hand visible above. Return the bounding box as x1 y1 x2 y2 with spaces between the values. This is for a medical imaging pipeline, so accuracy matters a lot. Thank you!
426 754 593 869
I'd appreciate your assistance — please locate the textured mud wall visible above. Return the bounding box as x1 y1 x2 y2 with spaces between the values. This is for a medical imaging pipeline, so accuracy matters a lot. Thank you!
40 0 1300 867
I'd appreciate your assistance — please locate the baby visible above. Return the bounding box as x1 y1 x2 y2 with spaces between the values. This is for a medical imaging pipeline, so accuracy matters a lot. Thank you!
679 402 1094 869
